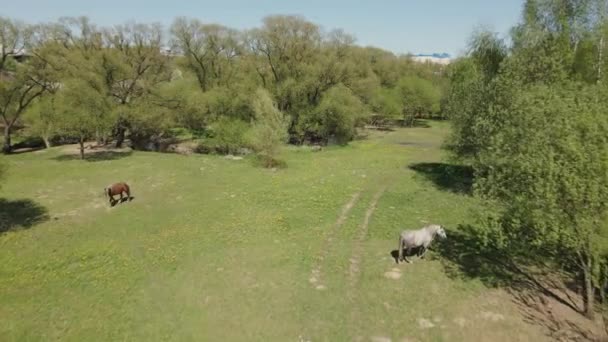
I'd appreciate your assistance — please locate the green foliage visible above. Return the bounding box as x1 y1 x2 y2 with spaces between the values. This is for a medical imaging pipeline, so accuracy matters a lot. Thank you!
248 89 289 167
54 79 112 143
157 77 209 131
445 0 608 317
0 19 54 153
207 117 250 155
23 95 60 147
203 86 256 122
397 76 441 126
475 84 608 252
303 84 367 144
468 28 507 80
1 14 448 152
171 18 242 92
443 29 511 160
442 59 486 159
126 98 175 149
370 87 401 122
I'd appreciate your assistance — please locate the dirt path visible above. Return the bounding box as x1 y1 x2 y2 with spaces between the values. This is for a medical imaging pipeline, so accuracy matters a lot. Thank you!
348 186 387 293
309 192 361 290
346 185 388 342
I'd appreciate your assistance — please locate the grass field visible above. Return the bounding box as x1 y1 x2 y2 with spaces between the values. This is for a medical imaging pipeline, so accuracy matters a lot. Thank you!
0 121 573 341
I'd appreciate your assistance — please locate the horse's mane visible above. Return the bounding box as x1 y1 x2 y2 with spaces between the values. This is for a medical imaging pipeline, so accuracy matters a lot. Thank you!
424 224 441 233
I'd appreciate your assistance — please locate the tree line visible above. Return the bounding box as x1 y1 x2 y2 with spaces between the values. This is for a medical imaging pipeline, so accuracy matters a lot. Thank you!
445 0 608 318
0 15 447 163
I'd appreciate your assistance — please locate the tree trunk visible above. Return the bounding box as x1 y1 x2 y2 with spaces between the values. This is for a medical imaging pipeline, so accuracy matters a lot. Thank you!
2 124 12 154
95 129 102 146
79 137 85 160
42 136 51 149
599 35 604 84
601 264 608 305
583 259 596 319
115 127 126 148
601 276 607 305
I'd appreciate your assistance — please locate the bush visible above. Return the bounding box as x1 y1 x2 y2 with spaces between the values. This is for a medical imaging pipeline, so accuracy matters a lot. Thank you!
202 117 249 155
306 84 367 144
248 89 290 167
397 76 441 126
369 87 401 124
11 136 45 150
23 95 60 148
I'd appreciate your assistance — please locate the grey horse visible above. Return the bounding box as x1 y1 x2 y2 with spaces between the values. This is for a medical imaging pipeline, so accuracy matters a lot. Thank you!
397 224 447 263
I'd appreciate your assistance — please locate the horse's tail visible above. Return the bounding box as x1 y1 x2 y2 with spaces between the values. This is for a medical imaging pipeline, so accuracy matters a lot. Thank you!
124 183 131 198
104 187 109 199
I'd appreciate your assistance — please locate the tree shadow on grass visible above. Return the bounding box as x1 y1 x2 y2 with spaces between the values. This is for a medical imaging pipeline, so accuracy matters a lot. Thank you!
395 119 432 128
11 146 46 154
435 225 604 340
409 162 474 195
52 150 132 162
0 198 49 234
412 119 431 128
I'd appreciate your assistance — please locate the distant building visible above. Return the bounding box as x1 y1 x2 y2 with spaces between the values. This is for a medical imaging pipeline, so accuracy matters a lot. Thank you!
160 46 183 57
410 53 452 65
0 44 32 63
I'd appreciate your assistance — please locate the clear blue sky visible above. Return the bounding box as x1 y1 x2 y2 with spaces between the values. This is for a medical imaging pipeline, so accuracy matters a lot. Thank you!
2 0 525 57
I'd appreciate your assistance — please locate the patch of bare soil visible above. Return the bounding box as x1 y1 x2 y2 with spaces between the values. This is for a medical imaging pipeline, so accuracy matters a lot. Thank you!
397 141 439 148
11 146 46 154
417 318 436 329
52 142 133 161
384 267 402 280
60 142 132 155
165 141 199 155
508 275 608 342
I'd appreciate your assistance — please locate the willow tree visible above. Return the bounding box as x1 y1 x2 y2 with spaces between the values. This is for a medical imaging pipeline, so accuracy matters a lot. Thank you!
445 0 608 319
0 17 54 153
443 29 507 160
101 23 171 147
170 18 242 92
305 84 367 144
248 88 289 167
475 84 608 318
397 76 441 126
54 78 112 159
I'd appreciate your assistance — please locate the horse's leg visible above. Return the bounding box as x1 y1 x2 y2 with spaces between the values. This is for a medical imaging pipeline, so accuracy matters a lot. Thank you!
416 246 424 258
420 243 431 259
419 247 426 259
404 247 412 263
397 237 404 264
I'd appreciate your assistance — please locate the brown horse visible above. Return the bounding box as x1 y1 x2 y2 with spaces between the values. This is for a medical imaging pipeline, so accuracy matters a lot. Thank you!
104 182 132 206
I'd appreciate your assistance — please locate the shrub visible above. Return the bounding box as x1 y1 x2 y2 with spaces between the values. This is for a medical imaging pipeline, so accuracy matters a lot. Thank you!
206 117 250 155
307 84 367 144
248 89 290 167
